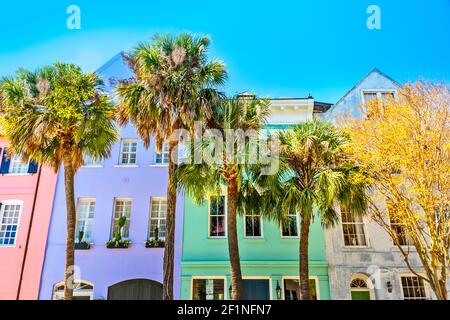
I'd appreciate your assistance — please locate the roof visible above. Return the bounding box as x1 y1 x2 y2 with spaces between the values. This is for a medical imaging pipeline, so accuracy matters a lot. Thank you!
334 68 401 107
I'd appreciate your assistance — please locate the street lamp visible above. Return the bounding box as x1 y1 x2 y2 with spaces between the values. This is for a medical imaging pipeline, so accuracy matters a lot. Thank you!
276 281 282 299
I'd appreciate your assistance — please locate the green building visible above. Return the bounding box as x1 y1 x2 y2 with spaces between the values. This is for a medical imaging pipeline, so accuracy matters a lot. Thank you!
180 97 333 300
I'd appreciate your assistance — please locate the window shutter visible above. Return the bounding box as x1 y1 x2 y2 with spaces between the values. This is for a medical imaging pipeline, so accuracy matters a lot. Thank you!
28 161 39 174
0 148 11 174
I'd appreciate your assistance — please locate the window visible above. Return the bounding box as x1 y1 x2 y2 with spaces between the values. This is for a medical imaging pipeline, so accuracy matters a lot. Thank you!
0 201 22 246
192 279 225 300
341 210 367 246
76 199 95 242
284 279 318 300
390 217 413 246
53 281 94 300
245 211 262 237
83 156 102 167
119 139 137 165
362 91 396 104
111 199 131 239
155 143 170 164
149 198 167 239
350 278 371 300
281 212 298 237
209 196 226 237
9 155 29 174
401 276 427 300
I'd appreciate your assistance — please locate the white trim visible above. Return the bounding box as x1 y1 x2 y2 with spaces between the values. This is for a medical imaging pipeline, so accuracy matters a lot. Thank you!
52 280 94 300
280 212 300 239
349 273 375 300
149 197 167 240
118 138 138 165
397 272 430 300
340 211 370 248
243 211 264 239
154 143 170 165
360 89 397 104
281 276 321 300
114 165 139 168
0 199 24 247
207 194 227 239
110 198 132 240
149 164 168 168
190 276 227 300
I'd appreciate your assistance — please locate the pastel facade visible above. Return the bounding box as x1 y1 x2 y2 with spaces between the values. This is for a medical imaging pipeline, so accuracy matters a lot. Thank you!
180 98 333 300
0 139 57 300
323 69 449 300
39 54 184 300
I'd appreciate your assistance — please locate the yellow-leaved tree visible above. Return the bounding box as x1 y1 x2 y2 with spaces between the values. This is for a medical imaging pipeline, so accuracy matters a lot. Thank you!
344 81 449 300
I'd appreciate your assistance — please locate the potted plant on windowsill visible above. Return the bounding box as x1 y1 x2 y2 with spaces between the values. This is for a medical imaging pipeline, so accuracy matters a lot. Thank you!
145 226 165 248
106 216 131 249
75 230 91 250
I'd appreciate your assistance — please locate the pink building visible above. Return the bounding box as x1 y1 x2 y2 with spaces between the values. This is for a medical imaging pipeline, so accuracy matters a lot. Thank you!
0 138 57 300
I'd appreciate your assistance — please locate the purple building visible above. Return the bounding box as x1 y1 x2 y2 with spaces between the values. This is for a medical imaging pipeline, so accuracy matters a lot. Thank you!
39 54 184 300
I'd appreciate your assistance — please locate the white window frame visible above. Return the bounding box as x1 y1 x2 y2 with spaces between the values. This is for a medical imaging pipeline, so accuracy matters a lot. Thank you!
8 155 29 174
281 276 320 300
389 217 414 247
154 143 170 165
0 200 23 247
149 197 167 240
111 198 132 240
75 198 96 242
208 194 227 239
341 210 368 247
280 212 300 238
52 280 94 300
360 89 396 104
191 276 227 300
82 155 103 168
244 211 263 238
399 273 429 300
118 139 138 166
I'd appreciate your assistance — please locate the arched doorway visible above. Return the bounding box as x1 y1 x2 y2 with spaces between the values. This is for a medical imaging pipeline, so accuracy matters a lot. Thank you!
107 279 163 300
52 280 94 300
350 274 373 300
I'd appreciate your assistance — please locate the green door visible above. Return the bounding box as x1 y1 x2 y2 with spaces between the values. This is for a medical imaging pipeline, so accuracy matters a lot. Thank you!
351 291 371 300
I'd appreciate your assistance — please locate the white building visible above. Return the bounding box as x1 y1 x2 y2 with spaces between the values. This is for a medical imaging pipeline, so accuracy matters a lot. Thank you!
323 69 448 300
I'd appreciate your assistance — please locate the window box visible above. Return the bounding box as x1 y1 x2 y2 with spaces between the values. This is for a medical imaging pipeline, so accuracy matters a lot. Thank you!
105 239 130 249
75 242 91 250
145 239 165 248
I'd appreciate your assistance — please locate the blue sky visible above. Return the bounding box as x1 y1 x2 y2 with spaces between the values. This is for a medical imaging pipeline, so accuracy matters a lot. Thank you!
0 0 448 103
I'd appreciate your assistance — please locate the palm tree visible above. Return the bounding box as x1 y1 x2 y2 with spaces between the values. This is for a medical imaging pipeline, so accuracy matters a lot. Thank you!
175 96 270 299
0 63 118 300
255 119 368 300
116 33 227 300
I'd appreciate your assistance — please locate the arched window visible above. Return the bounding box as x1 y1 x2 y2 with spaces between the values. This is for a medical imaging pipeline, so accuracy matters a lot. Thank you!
52 280 94 300
350 276 372 300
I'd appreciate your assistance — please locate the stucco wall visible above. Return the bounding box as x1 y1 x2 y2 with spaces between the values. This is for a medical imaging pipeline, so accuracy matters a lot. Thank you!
0 139 57 300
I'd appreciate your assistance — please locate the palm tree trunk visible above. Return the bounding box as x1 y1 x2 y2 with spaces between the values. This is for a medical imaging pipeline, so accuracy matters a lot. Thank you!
63 150 76 300
299 212 311 300
163 142 177 300
227 177 243 300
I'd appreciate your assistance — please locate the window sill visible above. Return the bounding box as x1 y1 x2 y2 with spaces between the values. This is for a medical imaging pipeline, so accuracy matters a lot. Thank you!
2 173 30 176
341 246 374 252
114 165 139 168
149 164 169 168
207 237 227 240
390 246 416 252
280 237 299 240
243 237 266 241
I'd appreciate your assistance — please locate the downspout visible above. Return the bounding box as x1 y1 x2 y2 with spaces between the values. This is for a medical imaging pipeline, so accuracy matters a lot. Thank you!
16 164 43 300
